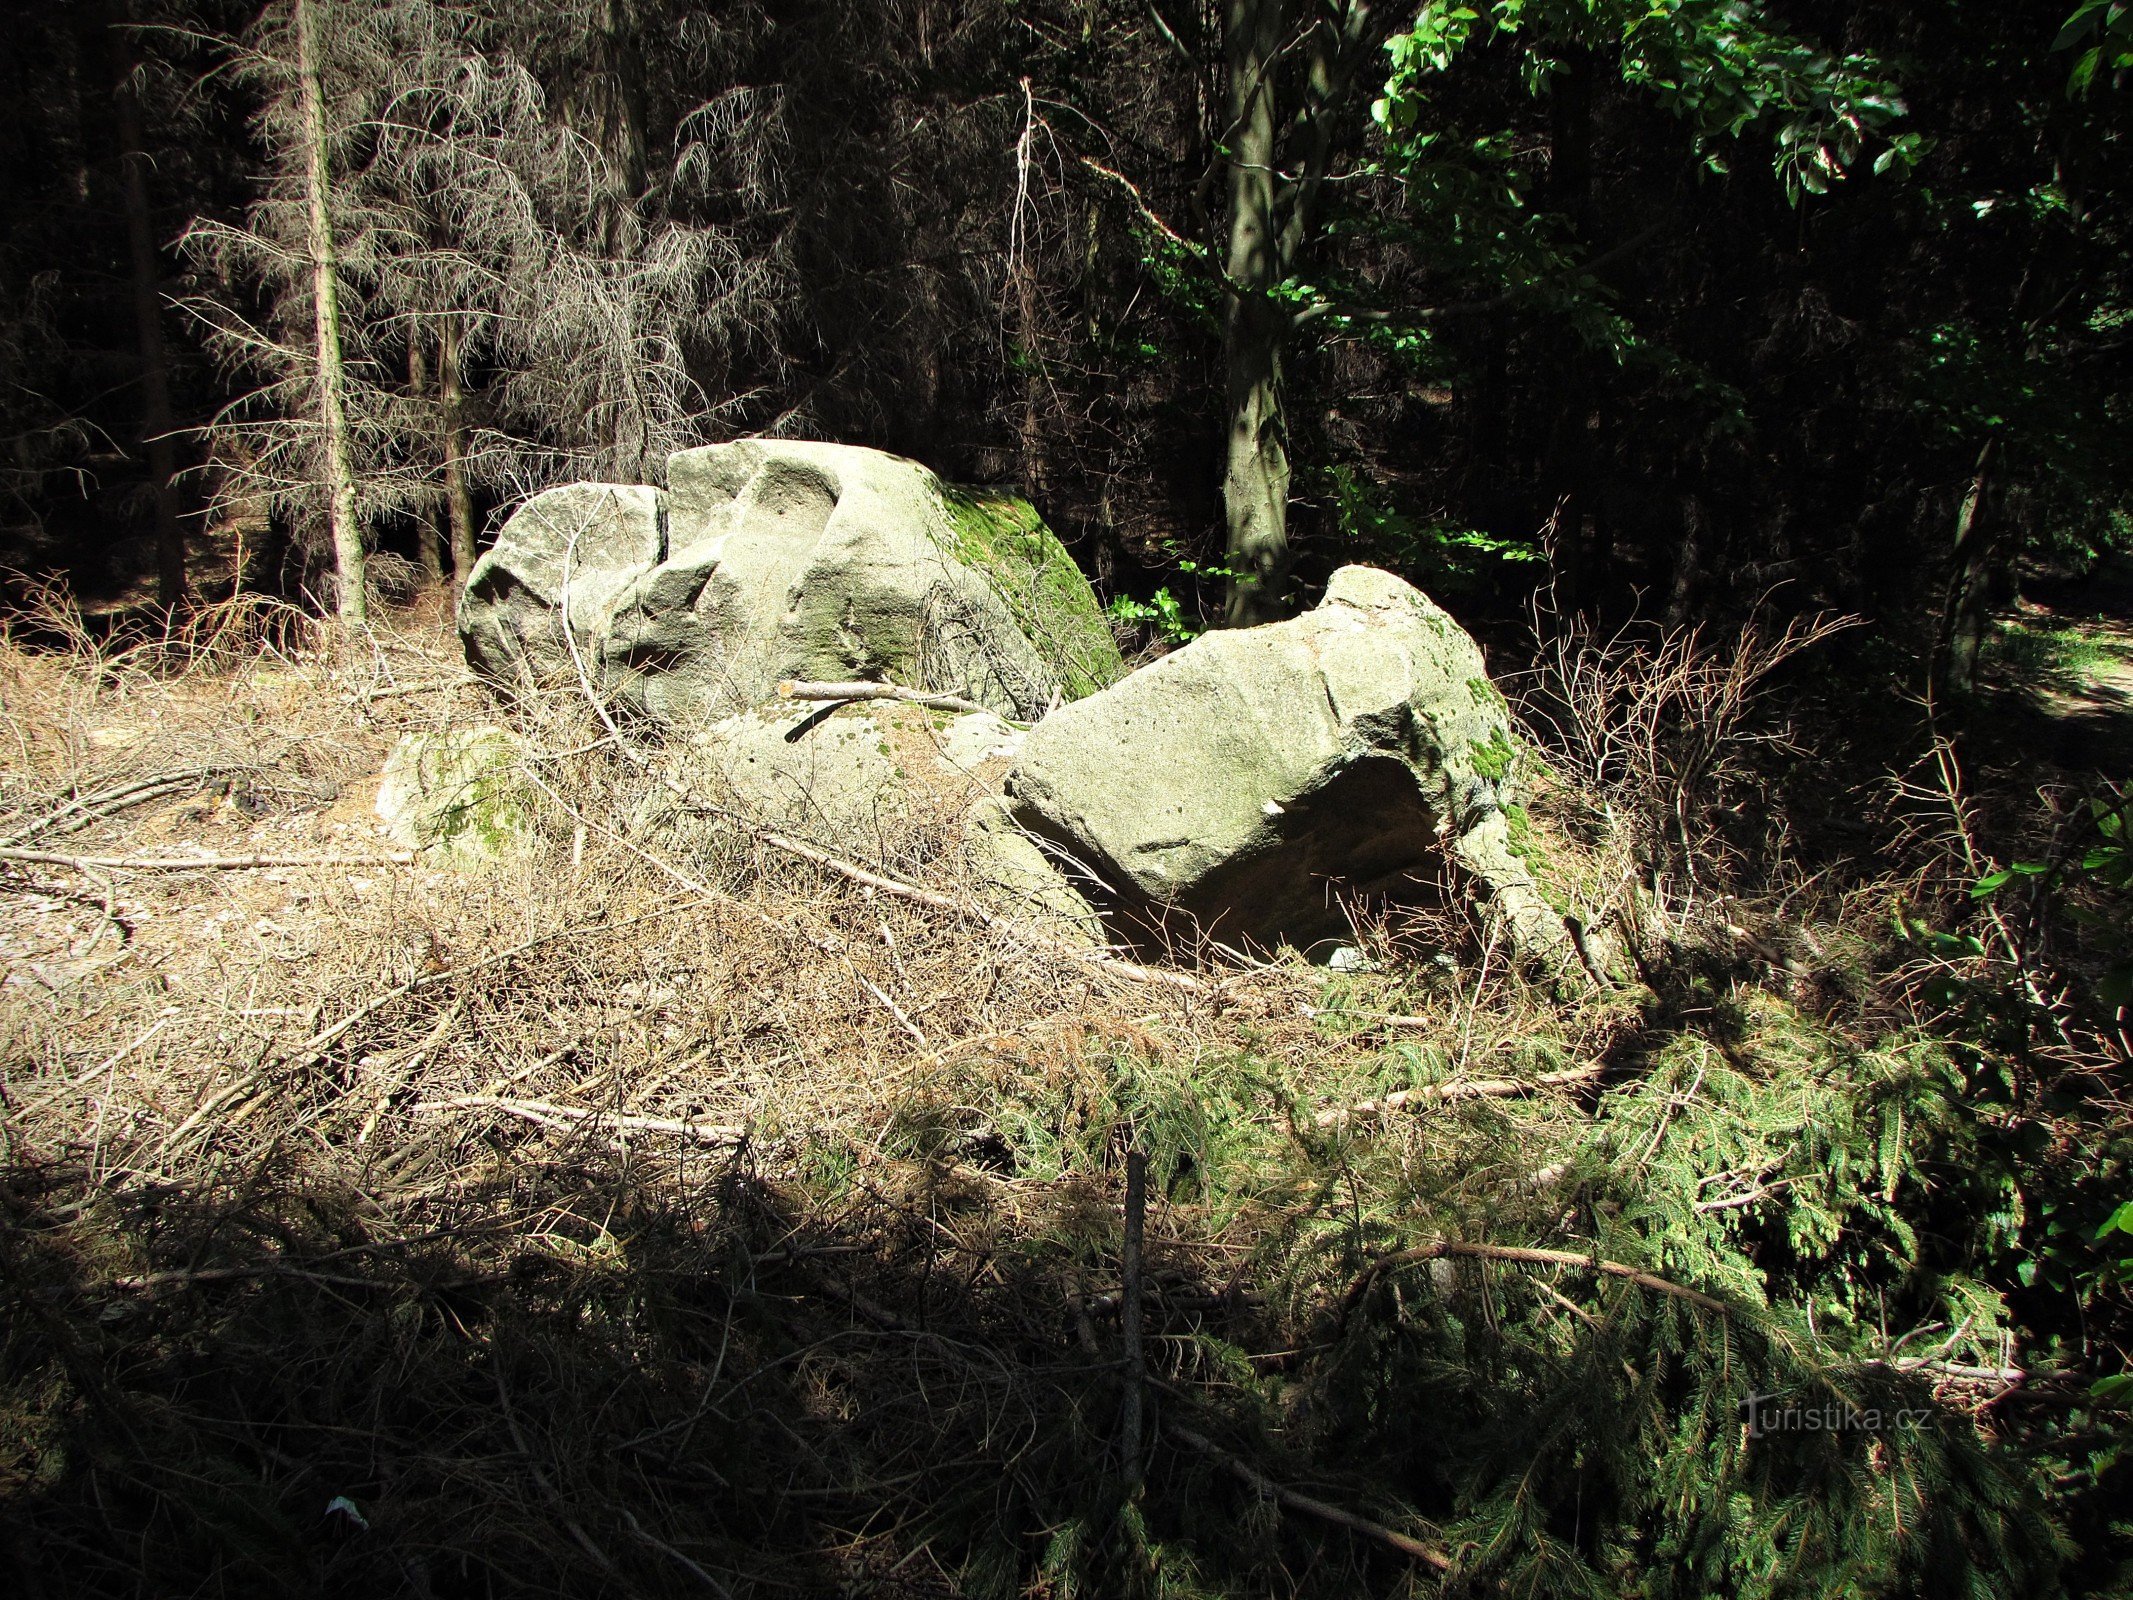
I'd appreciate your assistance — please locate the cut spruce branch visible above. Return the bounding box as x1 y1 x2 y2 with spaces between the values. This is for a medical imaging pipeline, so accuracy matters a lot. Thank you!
776 679 1001 719
1 846 413 872
1316 1063 1605 1128
1162 1420 1453 1572
1340 1239 1730 1335
411 1096 746 1146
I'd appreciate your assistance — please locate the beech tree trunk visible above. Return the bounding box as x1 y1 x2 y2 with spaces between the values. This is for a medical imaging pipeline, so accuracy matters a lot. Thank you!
111 14 186 609
294 0 365 623
1221 0 1291 626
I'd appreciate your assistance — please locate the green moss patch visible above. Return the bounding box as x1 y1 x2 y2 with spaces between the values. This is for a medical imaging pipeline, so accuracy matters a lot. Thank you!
1470 727 1518 782
378 729 538 864
938 487 1126 701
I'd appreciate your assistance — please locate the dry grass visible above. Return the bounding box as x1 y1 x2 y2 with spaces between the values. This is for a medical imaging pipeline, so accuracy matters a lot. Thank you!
10 583 2080 1596
0 585 1646 1596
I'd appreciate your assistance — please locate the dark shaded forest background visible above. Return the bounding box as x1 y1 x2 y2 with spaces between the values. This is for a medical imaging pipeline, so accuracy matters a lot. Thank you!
3 0 2126 666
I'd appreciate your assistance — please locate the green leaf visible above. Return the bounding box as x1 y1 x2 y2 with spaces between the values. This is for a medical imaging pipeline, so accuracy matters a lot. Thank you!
2090 1373 2133 1405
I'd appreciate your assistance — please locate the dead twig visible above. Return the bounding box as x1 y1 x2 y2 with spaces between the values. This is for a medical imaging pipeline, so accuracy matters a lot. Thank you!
776 679 1003 720
412 1095 747 1146
1315 1064 1605 1129
1 846 412 872
1 766 243 847
354 674 477 703
1162 1419 1454 1572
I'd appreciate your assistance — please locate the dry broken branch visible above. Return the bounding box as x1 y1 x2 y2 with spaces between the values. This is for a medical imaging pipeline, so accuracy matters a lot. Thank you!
1162 1419 1454 1572
412 1095 747 1145
1 846 412 873
1315 1064 1605 1128
776 679 1002 719
1 766 245 847
1340 1238 1730 1335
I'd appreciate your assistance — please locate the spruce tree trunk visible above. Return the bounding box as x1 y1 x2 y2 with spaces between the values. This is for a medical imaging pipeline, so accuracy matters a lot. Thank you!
112 15 186 609
407 327 444 582
294 0 365 623
1221 0 1291 627
1938 435 2001 695
594 0 652 482
440 317 477 583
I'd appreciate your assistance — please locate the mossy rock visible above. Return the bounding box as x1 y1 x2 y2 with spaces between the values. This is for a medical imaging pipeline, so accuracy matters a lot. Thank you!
375 728 538 864
465 442 1111 727
1008 564 1577 961
938 486 1125 701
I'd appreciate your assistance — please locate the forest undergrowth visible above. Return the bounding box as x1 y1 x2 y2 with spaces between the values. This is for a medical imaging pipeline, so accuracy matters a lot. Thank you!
0 583 2128 1599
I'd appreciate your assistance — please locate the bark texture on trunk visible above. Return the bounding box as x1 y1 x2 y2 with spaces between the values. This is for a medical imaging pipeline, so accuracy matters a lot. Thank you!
440 318 477 583
294 0 364 622
112 14 186 609
1938 434 2001 695
408 327 444 581
1221 0 1291 627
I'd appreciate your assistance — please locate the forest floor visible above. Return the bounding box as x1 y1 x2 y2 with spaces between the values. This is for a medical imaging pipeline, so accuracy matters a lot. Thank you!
0 587 2117 1597
1993 561 2133 777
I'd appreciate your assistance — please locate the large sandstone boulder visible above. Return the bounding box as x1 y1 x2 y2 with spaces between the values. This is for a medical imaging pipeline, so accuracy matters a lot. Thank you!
1004 566 1569 956
458 440 1124 726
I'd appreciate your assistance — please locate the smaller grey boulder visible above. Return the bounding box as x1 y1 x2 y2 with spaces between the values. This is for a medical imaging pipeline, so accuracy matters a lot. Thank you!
375 728 538 864
1005 565 1569 956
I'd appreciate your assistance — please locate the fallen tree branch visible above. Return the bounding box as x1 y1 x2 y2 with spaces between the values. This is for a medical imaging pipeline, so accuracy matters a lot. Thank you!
1340 1239 1730 1335
356 675 477 703
1296 1002 1435 1032
1163 1419 1453 1572
1 845 411 872
412 1095 747 1146
1315 1064 1605 1128
1897 1359 2028 1384
1 765 243 847
776 679 1001 719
